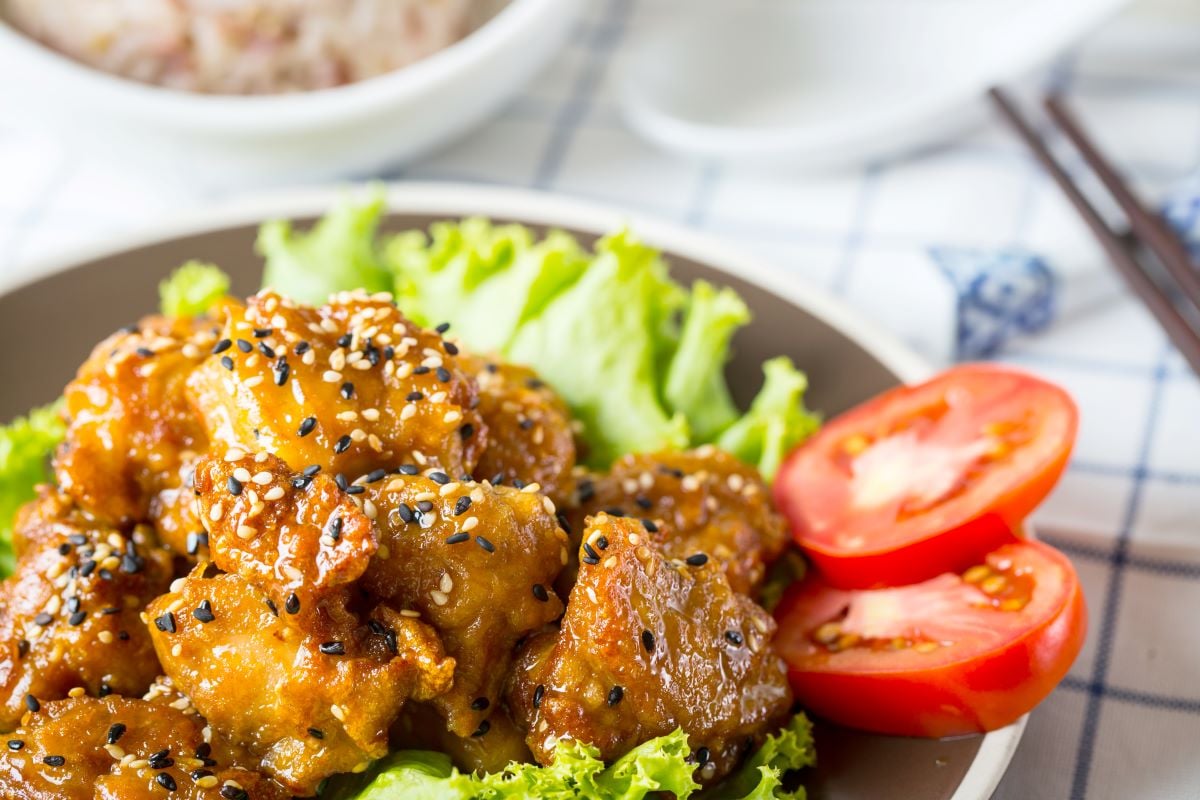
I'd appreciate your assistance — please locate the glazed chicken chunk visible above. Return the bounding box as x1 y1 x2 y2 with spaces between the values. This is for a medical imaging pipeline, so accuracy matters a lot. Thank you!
464 356 577 505
55 313 216 526
570 447 789 594
0 490 173 730
508 513 793 784
363 471 568 737
146 570 454 795
0 692 289 800
186 289 486 482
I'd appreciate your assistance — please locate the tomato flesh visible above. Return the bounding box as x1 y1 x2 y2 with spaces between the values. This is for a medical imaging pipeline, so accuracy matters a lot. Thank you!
775 364 1077 588
775 541 1087 738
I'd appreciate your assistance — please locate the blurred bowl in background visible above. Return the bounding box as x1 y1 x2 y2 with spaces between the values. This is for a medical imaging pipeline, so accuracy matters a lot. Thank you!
0 0 583 189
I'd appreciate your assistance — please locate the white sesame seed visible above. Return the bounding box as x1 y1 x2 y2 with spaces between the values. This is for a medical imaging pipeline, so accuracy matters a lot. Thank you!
233 467 252 483
461 516 479 532
363 499 378 520
209 504 224 522
251 471 273 485
302 350 316 366
224 449 246 462
362 408 380 421
439 573 453 593
400 404 417 421
628 533 641 546
430 590 449 606
330 349 347 371
236 525 257 540
429 391 448 405
337 411 359 422
255 452 268 463
604 556 617 569
542 496 557 515
171 643 182 658
323 370 343 383
438 482 460 496
104 744 125 759
520 482 542 494
98 630 114 644
264 486 285 501
282 565 303 582
585 586 598 603
400 609 420 618
443 410 462 423
350 428 366 443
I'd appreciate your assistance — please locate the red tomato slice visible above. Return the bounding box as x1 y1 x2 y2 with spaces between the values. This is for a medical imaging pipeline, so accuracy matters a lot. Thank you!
774 364 1077 588
774 540 1087 738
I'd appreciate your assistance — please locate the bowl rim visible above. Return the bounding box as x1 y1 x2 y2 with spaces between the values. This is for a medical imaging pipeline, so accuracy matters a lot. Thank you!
1 181 1026 799
0 0 575 134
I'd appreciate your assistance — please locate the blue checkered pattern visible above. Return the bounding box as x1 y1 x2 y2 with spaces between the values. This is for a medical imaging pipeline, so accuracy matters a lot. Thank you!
2 1 1200 797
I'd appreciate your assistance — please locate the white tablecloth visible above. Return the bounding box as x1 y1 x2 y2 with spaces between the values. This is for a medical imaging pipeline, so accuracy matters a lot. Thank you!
2 2 1199 798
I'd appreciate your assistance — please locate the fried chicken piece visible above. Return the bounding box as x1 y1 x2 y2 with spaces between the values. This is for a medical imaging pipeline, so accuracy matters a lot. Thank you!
0 693 290 800
147 571 453 795
391 702 533 775
363 472 567 737
192 451 377 615
55 313 218 525
186 289 486 482
508 514 792 784
464 356 577 504
569 447 788 594
0 490 173 731
148 460 210 560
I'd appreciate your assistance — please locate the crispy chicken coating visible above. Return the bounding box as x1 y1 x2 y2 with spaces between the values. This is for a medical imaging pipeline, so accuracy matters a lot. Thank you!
508 514 792 784
464 356 577 505
363 472 567 737
186 290 486 482
0 693 290 800
0 490 173 731
569 447 789 594
147 571 454 795
55 314 216 525
192 451 377 616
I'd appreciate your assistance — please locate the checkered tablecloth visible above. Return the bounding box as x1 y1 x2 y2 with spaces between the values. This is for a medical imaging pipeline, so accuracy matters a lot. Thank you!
2 1 1199 798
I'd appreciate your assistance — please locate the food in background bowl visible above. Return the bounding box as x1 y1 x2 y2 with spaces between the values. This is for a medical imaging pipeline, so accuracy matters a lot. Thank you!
0 0 488 94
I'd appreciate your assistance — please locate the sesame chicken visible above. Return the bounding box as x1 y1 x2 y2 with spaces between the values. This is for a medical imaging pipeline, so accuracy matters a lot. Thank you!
362 471 567 738
508 514 792 784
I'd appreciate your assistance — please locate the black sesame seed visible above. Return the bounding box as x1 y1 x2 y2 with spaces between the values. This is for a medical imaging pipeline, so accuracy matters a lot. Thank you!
100 606 121 616
526 377 544 389
68 611 86 626
444 341 459 356
366 468 388 483
471 697 490 711
66 596 80 614
533 684 545 708
258 342 276 359
397 504 415 524
337 333 353 348
80 560 97 577
308 727 325 739
581 552 600 565
265 598 278 616
220 356 234 371
635 496 653 510
459 424 474 440
193 601 215 624
335 473 349 491
340 382 355 400
154 612 176 633
471 720 491 737
685 553 709 567
107 722 126 743
195 742 212 760
659 466 685 478
436 367 451 383
16 640 29 658
304 464 322 477
120 554 141 574
405 391 424 402
298 416 317 437
212 339 232 355
221 786 249 800
725 630 744 646
42 755 65 767
445 532 470 545
228 476 244 496
429 471 450 485
532 583 550 602
436 322 451 333
319 641 346 656
604 507 626 518
253 327 272 338
398 464 419 475
291 475 312 490
333 435 352 454
556 513 572 535
642 630 656 652
24 694 39 712
607 686 624 706
512 478 526 489
345 485 364 495
454 497 472 516
68 533 87 546
383 345 395 360
236 339 252 353
155 772 177 791
294 341 311 355
696 746 711 766
274 358 290 386
34 613 52 627
328 517 343 540
57 542 72 556
285 593 300 615
98 568 114 581
582 541 600 562
6 740 22 751
191 770 213 781
136 347 155 358
490 472 505 486
417 500 434 513
641 519 659 533
578 480 595 503
518 418 534 431
413 366 431 375
475 535 495 553
365 346 380 366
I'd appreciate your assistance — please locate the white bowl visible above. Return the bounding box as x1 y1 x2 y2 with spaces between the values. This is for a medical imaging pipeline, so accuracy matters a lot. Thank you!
0 0 583 189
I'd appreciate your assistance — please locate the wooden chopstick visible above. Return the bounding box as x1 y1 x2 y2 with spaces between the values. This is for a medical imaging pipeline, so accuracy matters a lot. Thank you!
988 87 1200 376
1043 94 1200 314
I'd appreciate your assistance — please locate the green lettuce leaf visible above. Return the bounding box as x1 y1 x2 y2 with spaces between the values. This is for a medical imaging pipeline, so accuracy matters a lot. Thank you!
260 193 391 306
707 714 817 799
505 231 690 466
0 401 66 577
159 261 230 317
664 280 750 442
387 218 590 354
323 751 479 800
716 357 820 480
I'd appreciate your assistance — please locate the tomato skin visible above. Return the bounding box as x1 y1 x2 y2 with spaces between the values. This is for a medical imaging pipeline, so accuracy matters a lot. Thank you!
775 364 1078 589
774 542 1087 738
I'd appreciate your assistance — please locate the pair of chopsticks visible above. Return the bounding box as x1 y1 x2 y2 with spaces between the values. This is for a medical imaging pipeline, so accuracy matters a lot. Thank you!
989 87 1200 376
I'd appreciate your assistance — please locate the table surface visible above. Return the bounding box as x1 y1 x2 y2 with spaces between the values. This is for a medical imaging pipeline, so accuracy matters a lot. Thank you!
2 2 1199 798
